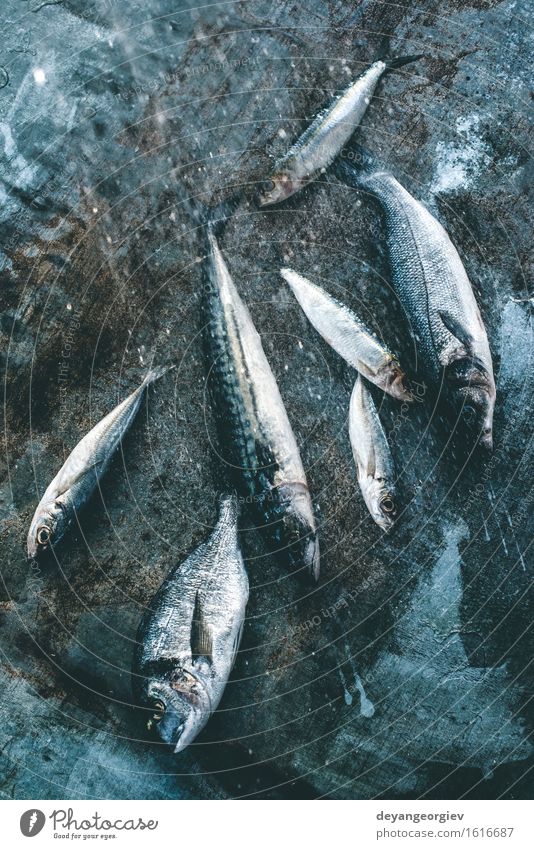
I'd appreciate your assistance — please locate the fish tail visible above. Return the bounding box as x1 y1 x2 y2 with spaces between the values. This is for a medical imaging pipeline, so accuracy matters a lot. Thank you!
141 364 175 388
383 54 423 72
201 191 244 241
331 142 378 186
373 36 423 72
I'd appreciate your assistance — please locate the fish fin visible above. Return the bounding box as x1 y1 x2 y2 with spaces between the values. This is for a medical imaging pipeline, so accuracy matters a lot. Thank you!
383 54 423 72
205 192 244 240
351 377 377 476
230 621 244 670
141 364 175 388
366 449 377 479
373 34 393 64
330 142 377 186
53 458 105 497
190 592 214 663
373 36 422 72
438 310 475 353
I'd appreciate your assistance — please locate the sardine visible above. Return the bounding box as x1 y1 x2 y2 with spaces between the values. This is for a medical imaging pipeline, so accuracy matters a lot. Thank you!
132 494 249 754
27 366 172 559
335 154 496 449
280 267 412 401
203 229 319 582
349 375 397 531
259 54 421 206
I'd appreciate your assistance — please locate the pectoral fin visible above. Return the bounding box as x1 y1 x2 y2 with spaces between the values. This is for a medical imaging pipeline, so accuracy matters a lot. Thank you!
190 592 213 663
439 310 475 354
54 458 105 498
230 621 244 670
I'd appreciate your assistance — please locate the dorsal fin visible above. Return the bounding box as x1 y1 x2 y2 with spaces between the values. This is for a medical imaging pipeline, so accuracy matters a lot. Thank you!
190 592 213 663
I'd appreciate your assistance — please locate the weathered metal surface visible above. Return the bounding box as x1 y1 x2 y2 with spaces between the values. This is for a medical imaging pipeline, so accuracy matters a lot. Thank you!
0 0 532 799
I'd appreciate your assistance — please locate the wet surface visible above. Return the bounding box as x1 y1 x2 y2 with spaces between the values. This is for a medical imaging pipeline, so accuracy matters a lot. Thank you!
0 0 532 798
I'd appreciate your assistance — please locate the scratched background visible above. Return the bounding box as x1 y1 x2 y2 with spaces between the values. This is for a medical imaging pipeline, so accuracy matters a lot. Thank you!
0 0 532 799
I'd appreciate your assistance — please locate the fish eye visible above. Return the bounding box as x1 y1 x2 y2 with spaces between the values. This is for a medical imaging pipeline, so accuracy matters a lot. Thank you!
37 526 51 546
380 496 395 514
263 179 275 193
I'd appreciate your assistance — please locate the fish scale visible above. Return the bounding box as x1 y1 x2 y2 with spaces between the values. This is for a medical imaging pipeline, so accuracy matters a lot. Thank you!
27 366 171 558
135 496 247 673
286 61 386 178
280 267 412 400
331 156 497 448
132 495 249 753
202 229 320 581
259 55 421 206
362 171 493 381
349 375 397 531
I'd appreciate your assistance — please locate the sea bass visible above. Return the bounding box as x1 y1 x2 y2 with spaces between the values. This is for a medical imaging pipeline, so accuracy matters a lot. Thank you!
203 229 319 582
132 495 249 754
27 366 172 559
280 267 411 401
349 375 397 531
335 155 496 449
259 54 421 206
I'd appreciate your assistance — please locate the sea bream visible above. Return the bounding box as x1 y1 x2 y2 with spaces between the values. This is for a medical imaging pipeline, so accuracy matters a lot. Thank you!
349 375 397 531
259 54 421 206
202 228 320 582
27 366 172 559
280 267 412 402
132 494 249 753
335 154 496 448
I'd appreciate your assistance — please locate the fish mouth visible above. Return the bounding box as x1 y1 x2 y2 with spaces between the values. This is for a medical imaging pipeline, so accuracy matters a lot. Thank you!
378 361 413 402
377 515 396 533
170 698 210 753
258 173 300 207
27 541 38 561
173 726 189 754
148 684 210 754
478 429 493 451
27 537 49 561
258 192 274 208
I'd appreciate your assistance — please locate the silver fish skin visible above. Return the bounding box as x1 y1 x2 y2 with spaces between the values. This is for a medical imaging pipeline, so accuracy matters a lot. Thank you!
203 230 319 582
337 158 496 448
132 495 249 754
349 376 397 532
281 267 412 402
27 366 171 559
259 55 421 206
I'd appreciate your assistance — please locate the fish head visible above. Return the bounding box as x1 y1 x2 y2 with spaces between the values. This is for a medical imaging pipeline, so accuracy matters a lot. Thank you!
27 502 67 560
363 478 398 532
446 358 496 450
258 172 299 207
458 386 495 450
376 358 413 402
273 482 320 582
145 669 211 754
